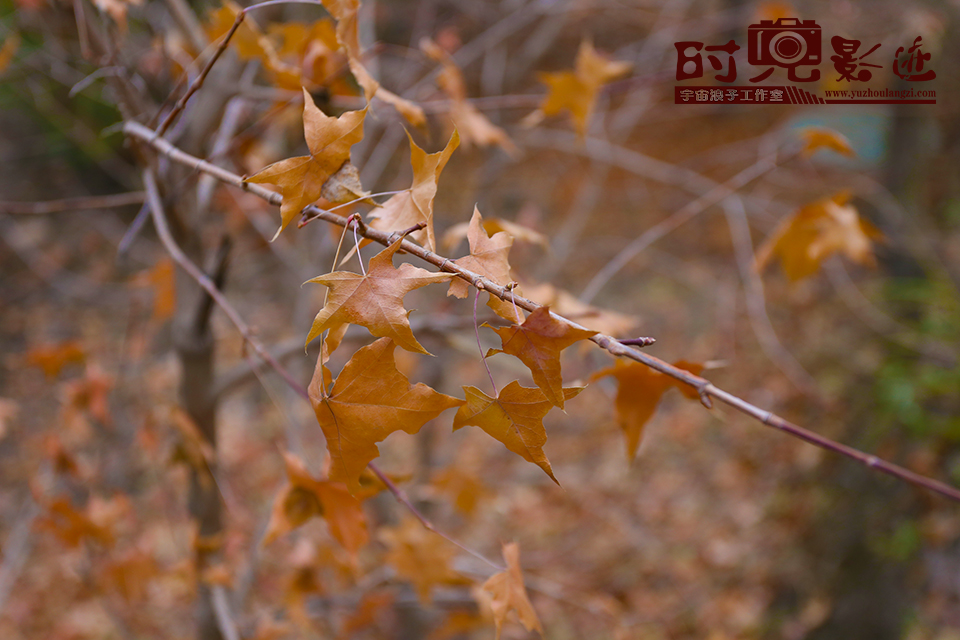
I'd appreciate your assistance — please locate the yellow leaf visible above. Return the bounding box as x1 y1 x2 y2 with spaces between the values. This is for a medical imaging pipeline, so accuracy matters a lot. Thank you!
382 518 465 603
447 207 517 321
530 40 631 137
799 127 855 157
755 192 883 281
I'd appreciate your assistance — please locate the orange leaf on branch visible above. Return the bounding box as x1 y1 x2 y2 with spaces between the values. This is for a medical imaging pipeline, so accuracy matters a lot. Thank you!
245 89 367 239
382 517 467 603
447 206 517 321
453 381 582 484
308 338 464 495
367 129 460 252
591 359 704 460
486 306 596 409
305 237 454 354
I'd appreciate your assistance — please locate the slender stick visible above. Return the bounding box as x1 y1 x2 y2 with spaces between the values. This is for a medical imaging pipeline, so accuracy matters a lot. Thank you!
474 287 498 397
0 191 145 215
126 121 960 504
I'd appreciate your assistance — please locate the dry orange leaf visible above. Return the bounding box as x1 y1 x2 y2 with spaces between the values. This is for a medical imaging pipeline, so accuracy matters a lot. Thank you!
453 381 582 484
447 207 517 321
591 359 704 460
755 192 883 281
421 37 516 154
308 338 464 494
246 88 367 239
131 258 176 322
432 464 489 516
486 306 596 409
528 40 631 137
305 237 454 354
36 495 122 548
0 33 21 75
25 340 85 378
799 127 855 157
382 517 465 603
481 542 542 640
368 130 460 252
204 1 267 61
321 0 426 126
263 452 368 556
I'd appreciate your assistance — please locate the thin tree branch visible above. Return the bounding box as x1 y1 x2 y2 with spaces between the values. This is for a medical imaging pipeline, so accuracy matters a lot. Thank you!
126 120 960 504
0 192 145 215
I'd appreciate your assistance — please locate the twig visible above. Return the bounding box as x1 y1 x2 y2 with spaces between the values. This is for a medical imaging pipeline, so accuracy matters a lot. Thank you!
125 120 960 504
143 164 500 570
0 191 145 215
211 585 241 640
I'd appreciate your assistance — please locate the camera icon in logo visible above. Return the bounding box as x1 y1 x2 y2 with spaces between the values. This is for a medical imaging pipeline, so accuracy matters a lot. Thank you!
748 18 821 82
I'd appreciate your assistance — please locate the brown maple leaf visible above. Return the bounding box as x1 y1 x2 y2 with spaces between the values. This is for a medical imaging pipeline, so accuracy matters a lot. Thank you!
368 130 460 252
591 359 703 460
453 381 582 484
481 542 542 640
755 192 883 281
246 89 367 239
799 126 855 157
382 517 466 603
526 40 631 137
309 338 464 494
442 216 548 251
304 237 454 354
447 207 516 321
486 306 596 409
263 452 368 556
523 282 638 338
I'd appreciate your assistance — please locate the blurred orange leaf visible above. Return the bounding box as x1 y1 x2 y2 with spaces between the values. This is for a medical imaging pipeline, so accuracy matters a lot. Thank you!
382 518 465 603
305 237 454 354
755 192 883 281
799 127 855 157
591 359 704 460
481 542 542 640
25 340 85 378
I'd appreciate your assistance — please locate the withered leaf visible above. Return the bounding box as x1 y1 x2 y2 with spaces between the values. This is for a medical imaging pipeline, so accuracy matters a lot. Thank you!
447 207 516 321
528 40 631 137
308 338 464 494
25 340 85 378
799 126 855 157
420 38 516 154
755 192 883 281
591 359 703 460
368 130 459 252
442 217 548 251
453 381 582 484
486 306 596 409
481 542 542 640
263 452 368 556
246 88 367 239
304 237 454 354
382 517 465 603
523 282 638 338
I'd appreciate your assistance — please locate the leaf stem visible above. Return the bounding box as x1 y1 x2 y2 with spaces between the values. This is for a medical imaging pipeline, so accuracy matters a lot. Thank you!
475 287 498 397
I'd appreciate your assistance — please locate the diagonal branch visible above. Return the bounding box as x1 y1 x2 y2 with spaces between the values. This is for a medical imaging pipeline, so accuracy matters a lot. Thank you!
126 120 960 504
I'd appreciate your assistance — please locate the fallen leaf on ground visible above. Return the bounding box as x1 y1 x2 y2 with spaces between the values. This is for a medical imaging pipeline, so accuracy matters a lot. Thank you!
453 381 582 483
309 338 464 494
